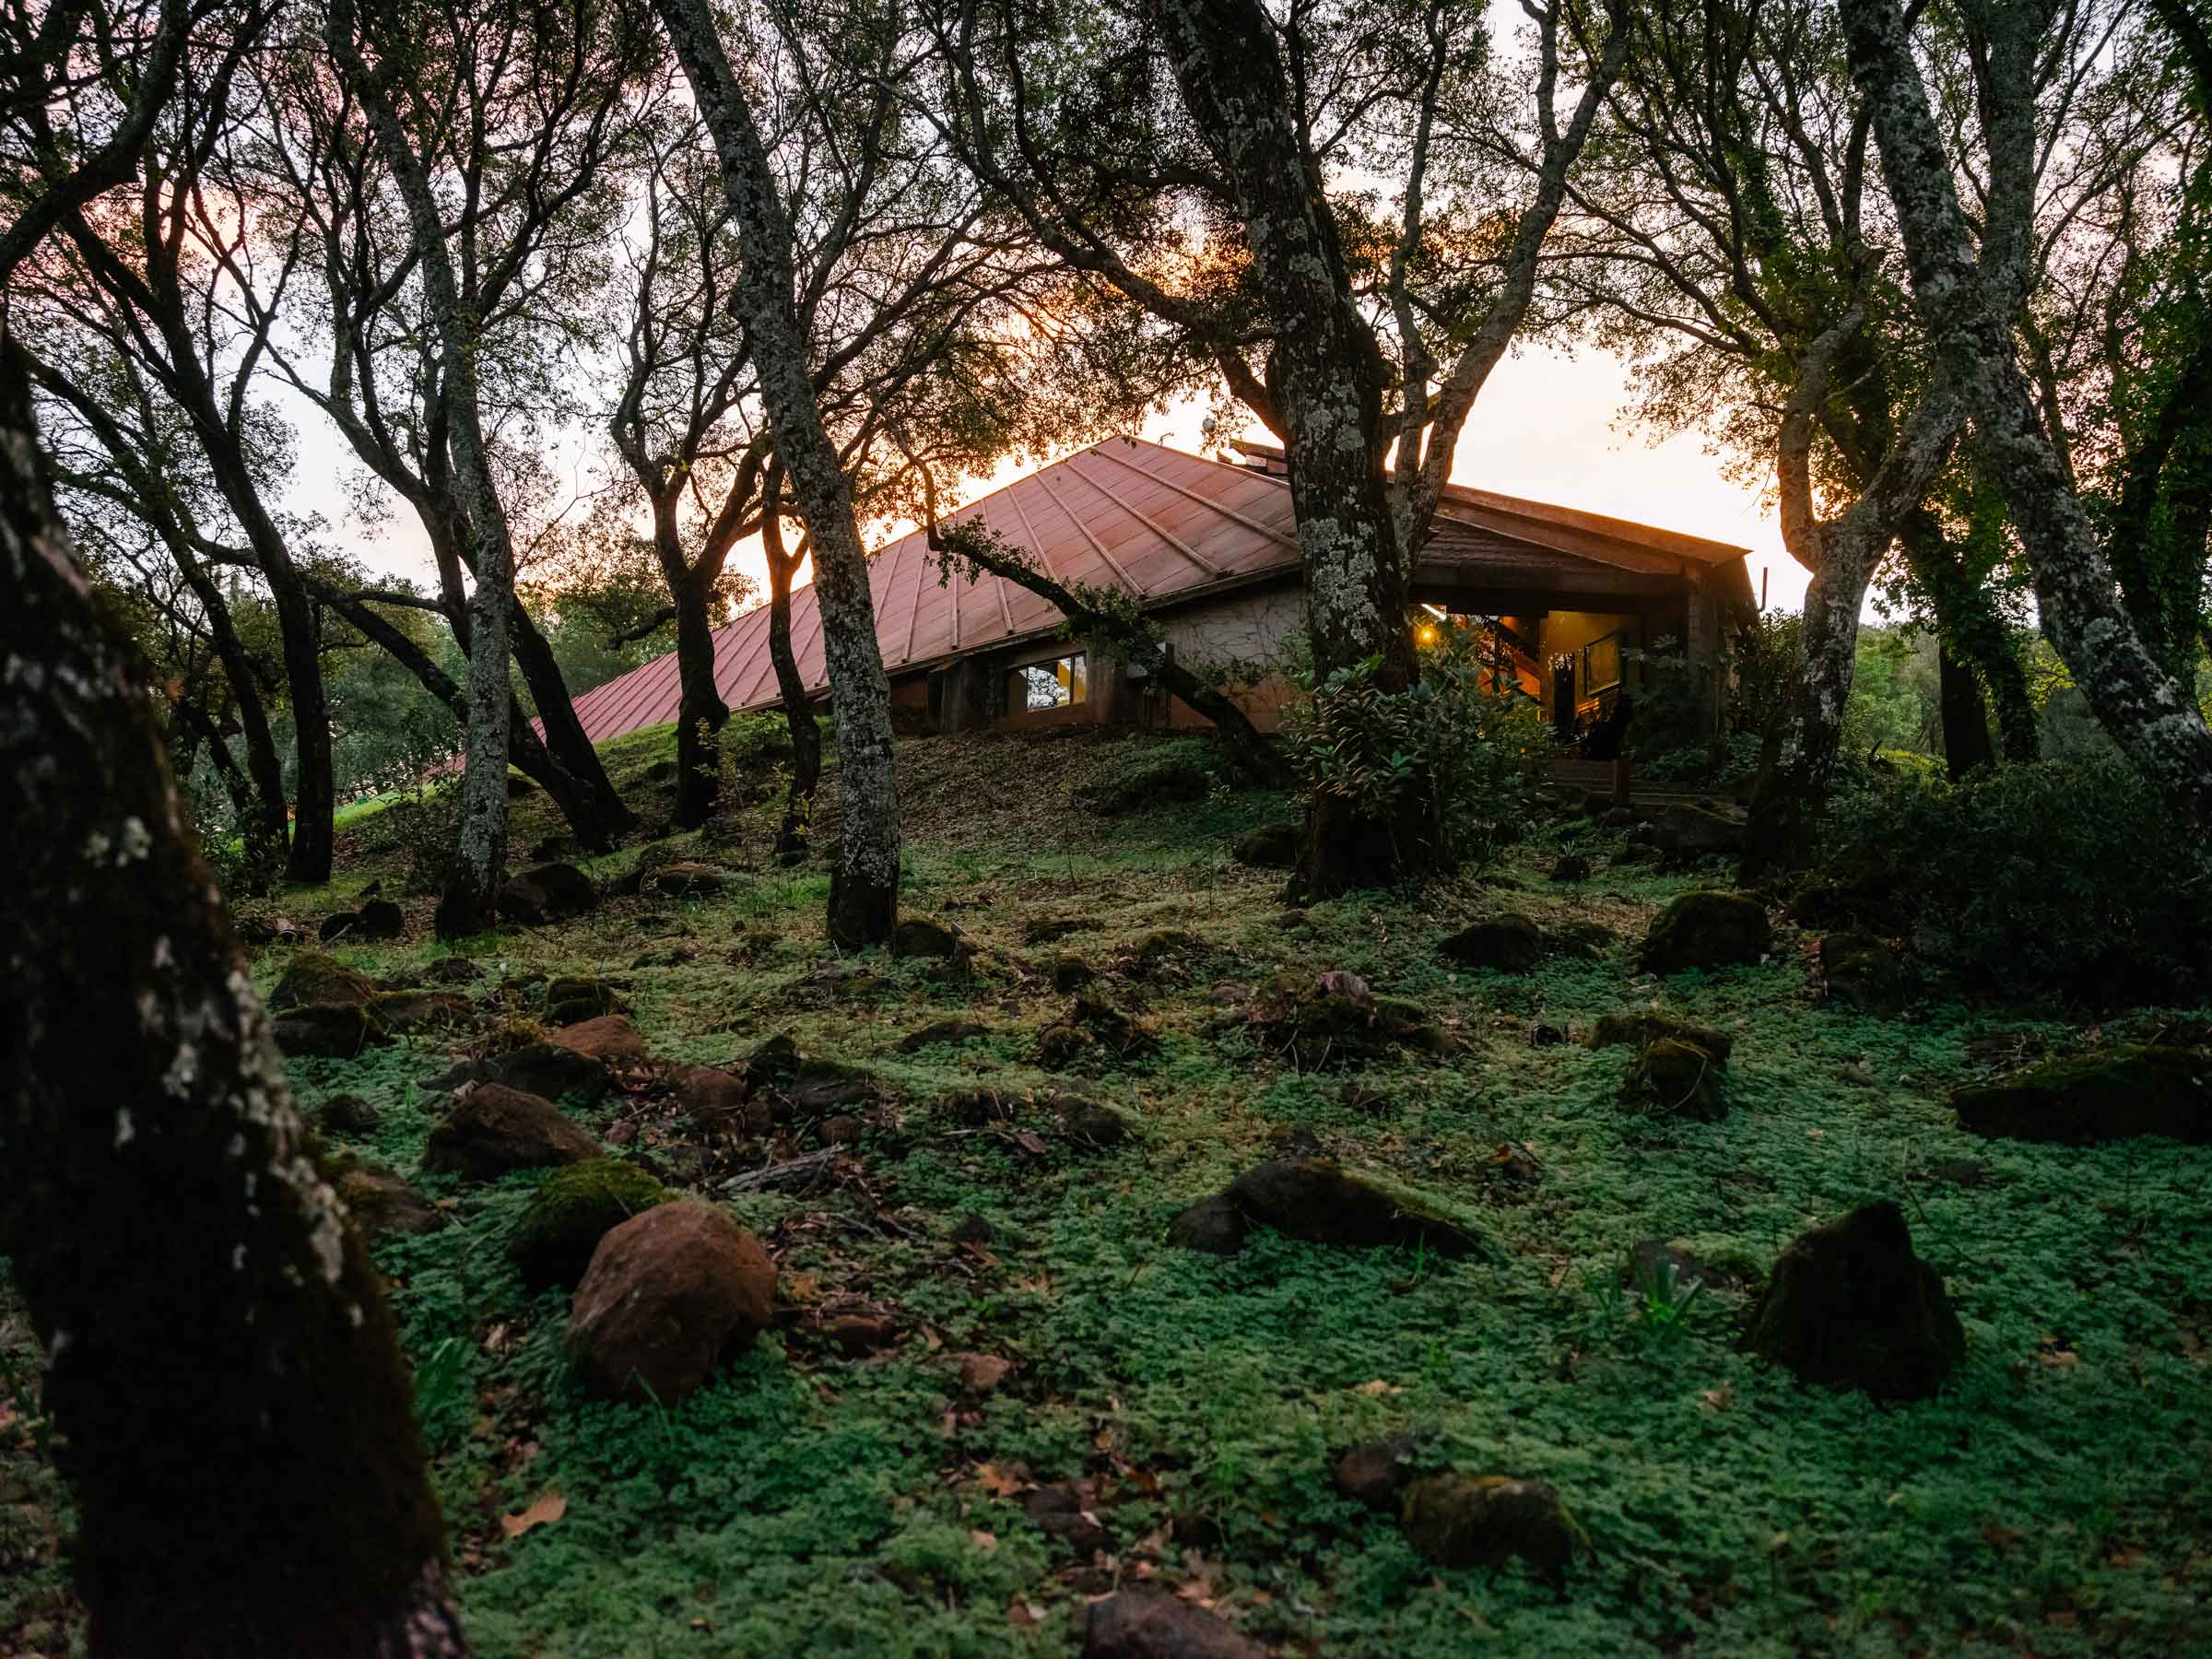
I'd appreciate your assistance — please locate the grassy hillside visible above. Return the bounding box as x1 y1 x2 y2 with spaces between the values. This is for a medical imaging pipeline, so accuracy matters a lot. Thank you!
6 723 2208 1657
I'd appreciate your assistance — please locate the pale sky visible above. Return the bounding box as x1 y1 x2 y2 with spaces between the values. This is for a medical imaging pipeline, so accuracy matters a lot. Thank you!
306 340 1809 618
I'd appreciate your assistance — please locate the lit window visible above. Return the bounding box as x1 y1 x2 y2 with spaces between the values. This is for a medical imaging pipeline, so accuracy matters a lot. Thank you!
1011 653 1087 711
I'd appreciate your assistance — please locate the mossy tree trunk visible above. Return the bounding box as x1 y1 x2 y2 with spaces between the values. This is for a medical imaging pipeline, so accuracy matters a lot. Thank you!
762 493 823 859
0 343 465 1656
329 0 518 935
657 0 900 947
1841 0 2212 828
1144 0 1431 896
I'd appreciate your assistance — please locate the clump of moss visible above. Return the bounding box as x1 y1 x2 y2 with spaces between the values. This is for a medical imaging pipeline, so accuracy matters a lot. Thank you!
509 1159 673 1289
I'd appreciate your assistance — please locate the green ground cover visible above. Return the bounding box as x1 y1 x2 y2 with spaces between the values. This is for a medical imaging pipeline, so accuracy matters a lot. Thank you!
6 723 2207 1657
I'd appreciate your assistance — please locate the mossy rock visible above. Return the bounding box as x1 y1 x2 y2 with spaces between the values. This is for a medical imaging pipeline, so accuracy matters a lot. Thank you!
510 1159 673 1289
1587 1009 1734 1061
1439 914 1547 972
545 975 628 1027
271 1001 388 1059
1950 1045 2211 1145
1639 890 1771 973
1399 1475 1583 1579
1034 1021 1097 1070
369 990 477 1036
891 914 966 959
1821 931 1908 1014
488 1041 615 1103
1743 1200 1965 1400
1231 822 1299 868
267 949 376 1013
1225 1158 1486 1255
1620 1036 1727 1123
1247 986 1442 1069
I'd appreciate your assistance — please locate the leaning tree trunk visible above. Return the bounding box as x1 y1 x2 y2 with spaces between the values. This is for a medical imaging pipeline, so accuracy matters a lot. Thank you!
330 0 515 935
659 0 900 948
507 602 635 844
0 343 466 1659
1147 0 1429 897
1842 0 2212 828
1742 525 1877 879
312 582 613 835
669 564 731 830
762 507 822 861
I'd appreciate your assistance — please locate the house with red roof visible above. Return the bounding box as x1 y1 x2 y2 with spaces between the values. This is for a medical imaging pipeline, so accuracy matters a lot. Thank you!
567 436 1755 747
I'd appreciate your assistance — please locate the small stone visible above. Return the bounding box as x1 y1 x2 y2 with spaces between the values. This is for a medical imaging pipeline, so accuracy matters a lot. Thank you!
1620 1035 1727 1123
272 1002 387 1058
1823 931 1906 1013
1639 891 1771 974
497 863 597 925
818 1113 865 1146
898 1018 988 1053
952 1351 1014 1392
1400 1474 1583 1579
1054 1097 1128 1148
1225 1159 1485 1254
1928 1156 1989 1188
947 1211 996 1245
546 1014 653 1066
422 1084 602 1182
1335 1434 1419 1510
334 1159 445 1238
1588 1009 1734 1060
1440 914 1547 972
1231 822 1300 868
420 957 483 985
354 898 406 940
1050 954 1095 993
369 990 477 1036
267 949 377 1013
1022 1486 1116 1557
891 914 964 959
1166 1194 1247 1255
320 1092 381 1135
1549 853 1592 883
643 860 728 898
1081 1591 1267 1659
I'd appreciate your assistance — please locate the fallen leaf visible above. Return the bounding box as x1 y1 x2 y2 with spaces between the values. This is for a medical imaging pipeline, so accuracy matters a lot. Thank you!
1700 1383 1735 1411
974 1463 1028 1498
1352 1379 1402 1397
500 1490 567 1540
971 1529 999 1552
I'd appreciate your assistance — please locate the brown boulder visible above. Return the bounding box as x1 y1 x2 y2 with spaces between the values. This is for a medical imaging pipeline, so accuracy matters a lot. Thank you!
566 1202 777 1404
643 861 728 898
498 862 597 925
422 1084 601 1182
1743 1200 1965 1400
665 1063 771 1135
267 949 376 1012
334 1160 446 1238
1082 1590 1269 1659
547 1014 653 1066
272 1002 388 1058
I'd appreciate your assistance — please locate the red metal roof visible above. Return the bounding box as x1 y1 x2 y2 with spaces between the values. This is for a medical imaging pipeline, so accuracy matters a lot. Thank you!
565 435 1750 744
